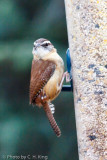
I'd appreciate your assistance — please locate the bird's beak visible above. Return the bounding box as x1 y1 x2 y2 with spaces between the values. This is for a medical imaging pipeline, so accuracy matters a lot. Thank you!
32 44 40 55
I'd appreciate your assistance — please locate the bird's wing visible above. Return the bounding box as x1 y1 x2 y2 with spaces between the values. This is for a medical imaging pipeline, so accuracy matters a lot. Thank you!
29 59 56 104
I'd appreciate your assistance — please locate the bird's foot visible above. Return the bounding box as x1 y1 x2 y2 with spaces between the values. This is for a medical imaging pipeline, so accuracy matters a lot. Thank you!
61 48 73 92
65 71 72 83
59 71 71 89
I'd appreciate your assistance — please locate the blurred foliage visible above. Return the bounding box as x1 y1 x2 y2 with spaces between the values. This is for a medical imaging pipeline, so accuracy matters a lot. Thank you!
0 0 78 160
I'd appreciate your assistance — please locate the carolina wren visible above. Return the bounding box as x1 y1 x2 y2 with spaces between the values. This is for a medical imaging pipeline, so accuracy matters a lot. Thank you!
29 38 65 137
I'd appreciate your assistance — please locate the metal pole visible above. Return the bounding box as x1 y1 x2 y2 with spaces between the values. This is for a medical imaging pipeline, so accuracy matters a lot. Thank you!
64 0 107 159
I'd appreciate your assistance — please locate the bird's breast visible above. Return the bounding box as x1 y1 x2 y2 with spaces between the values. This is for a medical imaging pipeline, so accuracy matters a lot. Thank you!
43 58 64 101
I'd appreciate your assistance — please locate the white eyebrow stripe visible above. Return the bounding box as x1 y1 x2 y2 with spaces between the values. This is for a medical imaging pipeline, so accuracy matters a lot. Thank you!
42 41 51 44
33 40 51 47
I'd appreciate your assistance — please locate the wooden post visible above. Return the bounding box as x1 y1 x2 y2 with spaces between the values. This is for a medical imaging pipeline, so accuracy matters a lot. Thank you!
64 0 107 159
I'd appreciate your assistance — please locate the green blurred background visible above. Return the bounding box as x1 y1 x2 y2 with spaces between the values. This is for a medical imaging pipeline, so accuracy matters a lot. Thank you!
0 0 78 159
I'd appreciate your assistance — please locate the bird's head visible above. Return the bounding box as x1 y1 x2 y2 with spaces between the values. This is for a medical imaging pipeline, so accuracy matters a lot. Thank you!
32 38 55 59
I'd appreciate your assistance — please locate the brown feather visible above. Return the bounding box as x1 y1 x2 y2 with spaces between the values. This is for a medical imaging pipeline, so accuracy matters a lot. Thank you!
29 59 56 104
42 102 61 137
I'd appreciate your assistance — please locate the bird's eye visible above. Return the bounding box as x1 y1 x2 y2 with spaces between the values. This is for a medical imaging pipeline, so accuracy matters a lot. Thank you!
42 43 49 47
45 43 48 46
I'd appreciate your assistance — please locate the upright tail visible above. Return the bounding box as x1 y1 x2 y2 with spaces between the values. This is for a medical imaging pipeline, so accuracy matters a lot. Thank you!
42 102 61 137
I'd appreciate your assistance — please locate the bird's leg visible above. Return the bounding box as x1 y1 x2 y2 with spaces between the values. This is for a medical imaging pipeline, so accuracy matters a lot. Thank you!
61 48 73 92
59 71 70 89
65 71 72 82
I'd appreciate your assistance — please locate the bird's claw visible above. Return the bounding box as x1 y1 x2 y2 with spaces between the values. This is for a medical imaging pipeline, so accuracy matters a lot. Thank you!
65 72 72 82
61 48 73 92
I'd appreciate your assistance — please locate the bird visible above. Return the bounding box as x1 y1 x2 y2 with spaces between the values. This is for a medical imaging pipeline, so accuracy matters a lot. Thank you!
29 38 67 137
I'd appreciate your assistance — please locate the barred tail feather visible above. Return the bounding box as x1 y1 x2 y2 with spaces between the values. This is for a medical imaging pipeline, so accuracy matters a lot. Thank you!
43 102 61 137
